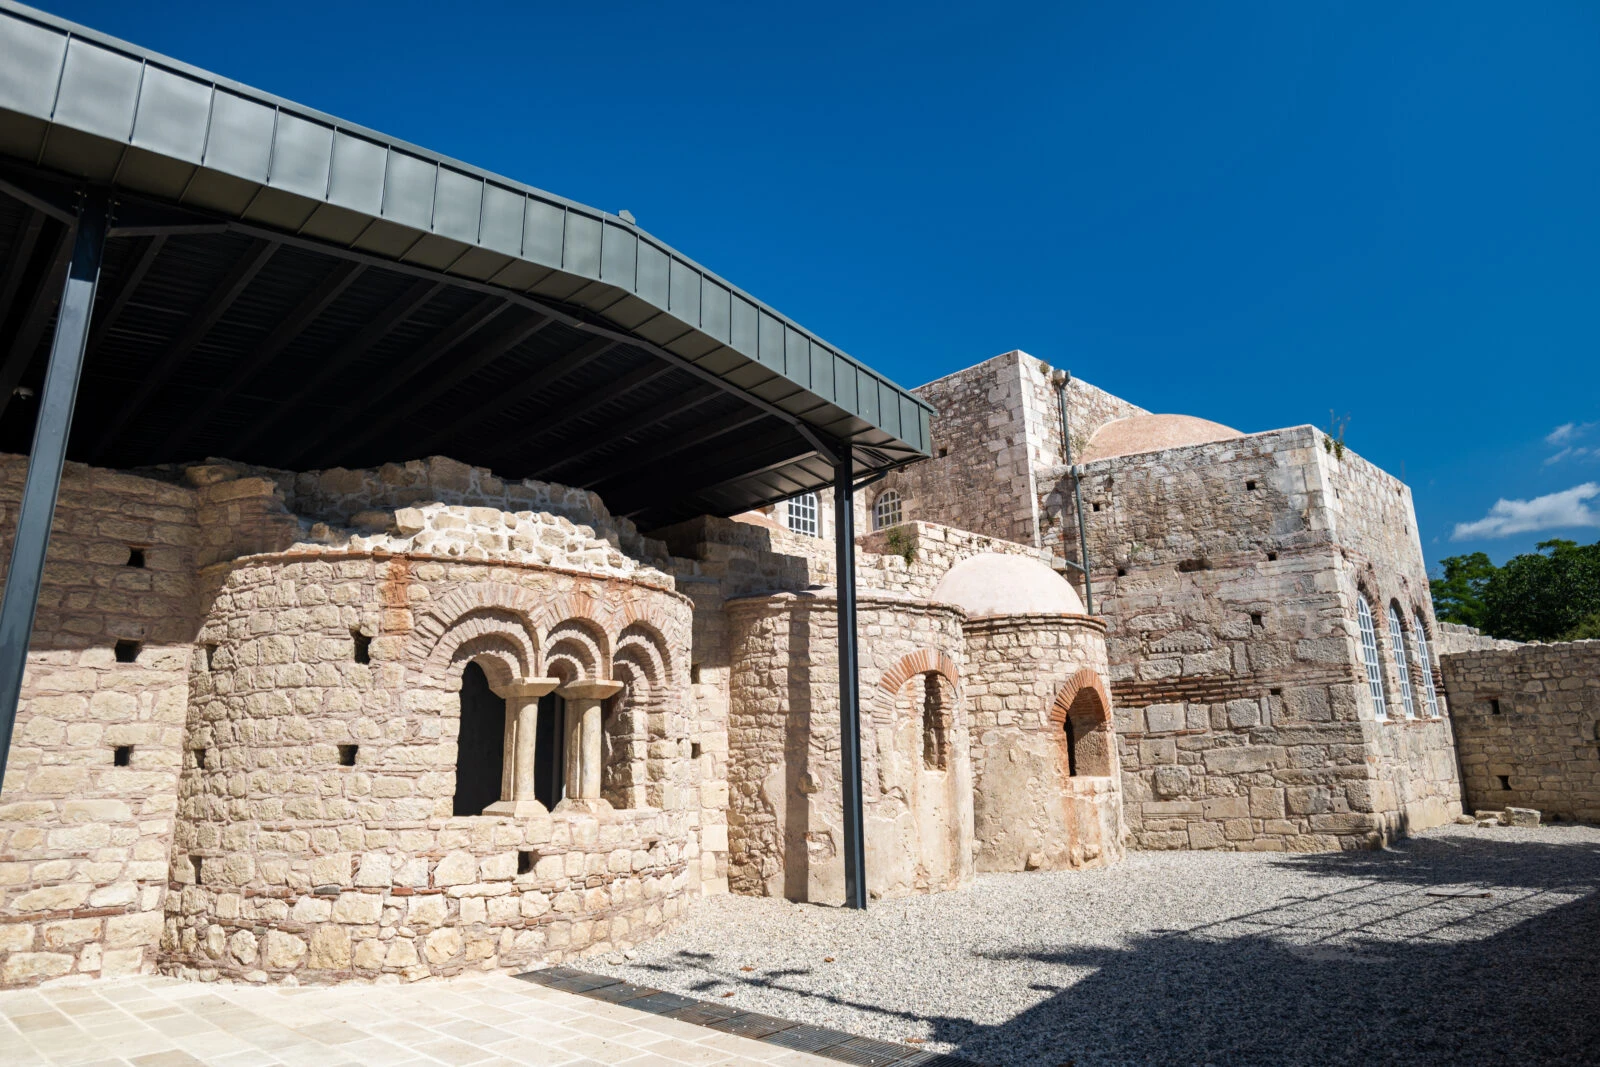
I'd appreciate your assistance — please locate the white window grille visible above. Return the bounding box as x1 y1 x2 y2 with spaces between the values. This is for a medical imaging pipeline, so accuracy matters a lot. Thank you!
1388 603 1415 718
873 489 902 530
1357 596 1388 720
1414 611 1441 717
786 492 819 538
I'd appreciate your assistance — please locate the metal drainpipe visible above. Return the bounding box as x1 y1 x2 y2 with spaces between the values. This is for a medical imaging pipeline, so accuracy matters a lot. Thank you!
1054 371 1094 614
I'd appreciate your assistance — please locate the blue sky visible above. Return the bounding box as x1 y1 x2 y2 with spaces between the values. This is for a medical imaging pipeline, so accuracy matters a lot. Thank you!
39 0 1600 567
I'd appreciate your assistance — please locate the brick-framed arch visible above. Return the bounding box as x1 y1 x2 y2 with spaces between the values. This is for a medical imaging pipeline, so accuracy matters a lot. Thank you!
409 582 544 687
1049 667 1111 727
872 648 960 726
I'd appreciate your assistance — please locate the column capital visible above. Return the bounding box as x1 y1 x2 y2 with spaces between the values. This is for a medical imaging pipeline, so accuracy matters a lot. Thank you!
557 680 624 700
493 677 561 699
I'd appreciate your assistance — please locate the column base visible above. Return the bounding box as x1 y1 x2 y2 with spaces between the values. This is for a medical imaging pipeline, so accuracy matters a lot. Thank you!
553 797 613 815
482 799 552 819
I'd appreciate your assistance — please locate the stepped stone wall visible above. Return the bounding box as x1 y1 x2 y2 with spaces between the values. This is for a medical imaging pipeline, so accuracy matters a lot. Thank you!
1442 641 1600 820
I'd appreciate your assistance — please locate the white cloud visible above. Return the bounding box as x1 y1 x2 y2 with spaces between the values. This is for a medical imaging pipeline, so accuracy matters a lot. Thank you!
1546 421 1596 447
1452 482 1600 540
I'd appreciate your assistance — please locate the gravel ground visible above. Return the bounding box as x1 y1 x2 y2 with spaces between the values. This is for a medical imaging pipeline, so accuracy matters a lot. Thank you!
586 824 1600 1066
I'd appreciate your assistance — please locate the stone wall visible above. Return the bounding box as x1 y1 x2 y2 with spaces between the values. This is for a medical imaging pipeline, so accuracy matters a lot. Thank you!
1436 622 1521 656
726 590 973 903
0 459 196 986
962 615 1122 871
1442 641 1600 819
1052 427 1459 850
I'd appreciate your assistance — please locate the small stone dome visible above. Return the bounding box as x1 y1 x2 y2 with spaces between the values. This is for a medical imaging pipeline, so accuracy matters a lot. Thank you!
932 553 1085 618
1080 413 1242 463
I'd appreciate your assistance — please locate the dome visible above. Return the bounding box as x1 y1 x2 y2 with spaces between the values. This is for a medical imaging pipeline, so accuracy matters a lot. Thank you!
932 553 1085 618
1080 414 1242 463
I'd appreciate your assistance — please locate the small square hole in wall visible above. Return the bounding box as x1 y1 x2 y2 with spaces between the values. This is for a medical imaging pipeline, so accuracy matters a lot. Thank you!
1116 567 1127 577
190 855 203 884
1490 698 1502 715
1092 502 1102 512
338 744 358 767
1270 688 1283 698
114 640 141 663
113 745 131 767
204 644 218 671
126 547 146 568
937 447 949 458
1251 612 1264 627
1246 480 1258 491
691 742 703 760
194 747 207 769
690 663 702 684
1266 551 1277 562
518 851 534 875
351 630 371 664
1498 774 1511 790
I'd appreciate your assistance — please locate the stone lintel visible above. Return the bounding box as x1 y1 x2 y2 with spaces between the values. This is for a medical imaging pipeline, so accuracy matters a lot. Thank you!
557 680 624 700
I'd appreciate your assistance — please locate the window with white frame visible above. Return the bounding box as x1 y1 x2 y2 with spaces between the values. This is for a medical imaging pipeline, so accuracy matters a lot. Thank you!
1388 603 1415 718
1413 611 1441 717
873 489 902 530
786 492 819 537
1357 596 1388 720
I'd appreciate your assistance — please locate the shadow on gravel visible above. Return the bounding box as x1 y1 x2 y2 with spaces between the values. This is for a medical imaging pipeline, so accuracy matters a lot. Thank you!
960 834 1600 1066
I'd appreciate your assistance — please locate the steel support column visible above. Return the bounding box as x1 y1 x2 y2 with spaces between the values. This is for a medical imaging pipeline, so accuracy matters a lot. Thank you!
832 452 867 909
0 195 106 789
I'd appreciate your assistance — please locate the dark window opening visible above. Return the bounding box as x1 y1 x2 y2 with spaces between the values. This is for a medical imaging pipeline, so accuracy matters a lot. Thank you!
518 851 535 875
352 630 371 664
1092 502 1102 512
126 547 146 568
1498 774 1511 790
921 674 949 771
114 640 141 663
113 745 131 766
1251 612 1264 627
534 691 565 810
937 446 949 458
204 643 218 671
190 856 203 884
1064 716 1079 777
453 662 506 817
1490 698 1502 715
1270 688 1283 697
1246 480 1258 491
339 744 358 767
1115 566 1127 577
691 742 703 760
690 663 702 684
1266 551 1277 561
194 747 207 769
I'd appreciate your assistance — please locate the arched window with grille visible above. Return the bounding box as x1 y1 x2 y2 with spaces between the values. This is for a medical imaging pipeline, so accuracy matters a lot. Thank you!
1388 602 1415 718
1413 611 1441 717
785 492 818 537
872 488 902 530
1357 596 1388 720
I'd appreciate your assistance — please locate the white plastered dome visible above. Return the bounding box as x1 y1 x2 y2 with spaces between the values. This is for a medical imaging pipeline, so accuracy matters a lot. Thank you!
932 553 1085 618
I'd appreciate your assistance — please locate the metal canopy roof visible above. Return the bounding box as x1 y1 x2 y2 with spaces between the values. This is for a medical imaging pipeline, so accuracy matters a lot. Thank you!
0 1 931 528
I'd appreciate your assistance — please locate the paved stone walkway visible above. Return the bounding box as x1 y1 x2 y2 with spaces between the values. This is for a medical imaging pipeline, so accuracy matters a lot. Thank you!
0 972 840 1066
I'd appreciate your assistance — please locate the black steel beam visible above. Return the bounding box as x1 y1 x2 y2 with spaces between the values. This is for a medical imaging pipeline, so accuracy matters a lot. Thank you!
0 221 73 423
82 234 165 363
407 335 618 458
577 408 772 490
227 277 443 459
88 237 278 463
160 259 365 455
308 308 556 465
0 195 106 788
607 425 811 511
481 361 674 466
529 384 721 480
617 443 818 519
832 452 867 909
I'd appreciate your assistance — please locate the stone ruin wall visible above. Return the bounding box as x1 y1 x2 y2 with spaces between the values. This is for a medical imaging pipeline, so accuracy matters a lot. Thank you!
1442 641 1600 820
1051 426 1457 850
962 615 1123 872
0 453 724 986
1321 439 1462 834
725 591 974 903
1436 622 1522 656
0 459 196 986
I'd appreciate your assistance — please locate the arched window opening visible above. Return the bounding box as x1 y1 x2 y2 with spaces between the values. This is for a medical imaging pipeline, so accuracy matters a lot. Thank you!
1388 602 1415 718
1060 684 1113 777
1413 611 1441 717
921 673 950 770
533 691 565 809
1357 596 1388 720
786 492 819 537
873 489 902 530
1063 716 1078 776
454 662 506 816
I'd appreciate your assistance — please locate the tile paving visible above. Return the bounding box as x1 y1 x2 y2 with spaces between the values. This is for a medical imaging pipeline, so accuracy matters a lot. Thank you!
0 972 848 1066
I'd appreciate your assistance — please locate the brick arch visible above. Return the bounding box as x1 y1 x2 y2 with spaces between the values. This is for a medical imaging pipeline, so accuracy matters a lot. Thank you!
872 648 961 726
1049 667 1111 727
408 583 546 675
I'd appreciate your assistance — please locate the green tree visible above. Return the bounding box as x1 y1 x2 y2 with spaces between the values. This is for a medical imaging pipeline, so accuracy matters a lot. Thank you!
1565 611 1600 641
1430 551 1496 628
1480 539 1600 641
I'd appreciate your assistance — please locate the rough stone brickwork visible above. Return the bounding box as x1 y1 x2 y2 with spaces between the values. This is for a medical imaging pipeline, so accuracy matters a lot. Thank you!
1052 426 1460 850
962 615 1123 871
725 590 974 903
0 460 196 987
1436 622 1522 656
1442 641 1600 819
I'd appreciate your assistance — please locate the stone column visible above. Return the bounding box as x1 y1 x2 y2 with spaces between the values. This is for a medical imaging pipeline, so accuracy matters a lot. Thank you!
555 680 623 813
483 678 560 818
